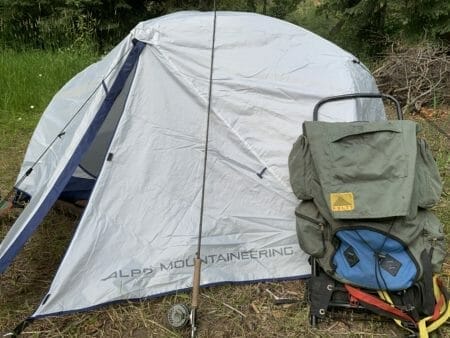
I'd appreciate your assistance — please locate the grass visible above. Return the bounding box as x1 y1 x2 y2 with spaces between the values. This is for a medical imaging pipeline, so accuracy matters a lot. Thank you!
0 49 449 337
0 49 98 196
0 49 98 128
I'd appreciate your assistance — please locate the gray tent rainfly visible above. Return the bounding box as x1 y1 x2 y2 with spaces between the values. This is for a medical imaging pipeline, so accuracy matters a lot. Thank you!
0 11 385 318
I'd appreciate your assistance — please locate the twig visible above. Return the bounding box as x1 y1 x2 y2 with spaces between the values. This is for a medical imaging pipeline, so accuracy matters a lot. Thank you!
374 41 449 112
146 318 180 337
201 293 247 318
250 302 260 314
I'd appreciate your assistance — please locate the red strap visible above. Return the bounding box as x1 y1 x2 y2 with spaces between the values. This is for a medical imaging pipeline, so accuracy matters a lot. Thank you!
429 293 445 322
345 285 416 326
429 278 448 322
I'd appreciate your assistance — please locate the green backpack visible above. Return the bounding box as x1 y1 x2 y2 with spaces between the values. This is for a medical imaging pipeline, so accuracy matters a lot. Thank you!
288 93 448 336
290 119 445 289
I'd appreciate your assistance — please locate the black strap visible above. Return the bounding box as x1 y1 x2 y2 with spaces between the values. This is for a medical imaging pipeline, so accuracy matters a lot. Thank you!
419 249 435 316
388 249 435 320
6 318 34 337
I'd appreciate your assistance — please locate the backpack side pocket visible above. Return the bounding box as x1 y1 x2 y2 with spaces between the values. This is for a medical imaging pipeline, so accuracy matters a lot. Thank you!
422 211 446 273
295 201 328 258
415 138 442 208
289 135 314 200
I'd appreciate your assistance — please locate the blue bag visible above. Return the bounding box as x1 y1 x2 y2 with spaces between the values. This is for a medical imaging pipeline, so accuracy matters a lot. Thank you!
333 228 418 290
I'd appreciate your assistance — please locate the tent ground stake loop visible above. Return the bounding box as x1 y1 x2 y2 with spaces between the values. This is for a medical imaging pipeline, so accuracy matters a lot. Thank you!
4 318 34 337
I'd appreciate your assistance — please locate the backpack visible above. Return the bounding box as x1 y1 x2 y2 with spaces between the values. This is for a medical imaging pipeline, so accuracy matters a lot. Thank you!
288 93 448 336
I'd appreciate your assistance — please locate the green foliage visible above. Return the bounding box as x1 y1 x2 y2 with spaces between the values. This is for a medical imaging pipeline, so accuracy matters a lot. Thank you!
398 0 450 39
0 0 165 51
0 0 304 52
270 0 302 19
318 0 389 57
316 0 450 58
286 1 337 39
64 0 159 51
0 0 448 60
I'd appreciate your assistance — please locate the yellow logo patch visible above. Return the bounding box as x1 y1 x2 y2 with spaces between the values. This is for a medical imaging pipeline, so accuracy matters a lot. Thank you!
330 192 355 212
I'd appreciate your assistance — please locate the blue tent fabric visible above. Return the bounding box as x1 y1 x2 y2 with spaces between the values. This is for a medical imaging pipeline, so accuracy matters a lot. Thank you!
59 177 96 202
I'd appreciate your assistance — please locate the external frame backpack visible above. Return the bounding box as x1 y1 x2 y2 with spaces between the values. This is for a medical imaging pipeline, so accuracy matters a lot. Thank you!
288 93 449 337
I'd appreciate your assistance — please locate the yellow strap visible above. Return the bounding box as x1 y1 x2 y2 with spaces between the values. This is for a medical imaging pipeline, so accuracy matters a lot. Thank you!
433 275 441 300
418 318 429 338
378 290 416 335
378 276 450 337
426 301 450 332
423 276 450 333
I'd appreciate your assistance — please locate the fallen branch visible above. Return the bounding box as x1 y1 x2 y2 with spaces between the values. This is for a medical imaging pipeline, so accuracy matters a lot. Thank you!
373 41 449 113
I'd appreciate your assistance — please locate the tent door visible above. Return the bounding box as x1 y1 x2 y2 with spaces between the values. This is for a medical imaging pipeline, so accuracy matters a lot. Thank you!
59 54 139 204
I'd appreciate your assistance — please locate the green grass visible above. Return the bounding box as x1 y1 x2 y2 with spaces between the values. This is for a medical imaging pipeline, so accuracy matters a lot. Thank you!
0 49 449 337
0 48 97 132
0 49 98 195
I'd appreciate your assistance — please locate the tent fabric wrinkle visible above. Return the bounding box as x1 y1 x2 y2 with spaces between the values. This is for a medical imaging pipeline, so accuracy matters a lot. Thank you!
0 11 386 318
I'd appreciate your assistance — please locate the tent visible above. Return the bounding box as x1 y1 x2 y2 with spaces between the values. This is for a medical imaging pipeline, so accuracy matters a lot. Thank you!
0 11 385 318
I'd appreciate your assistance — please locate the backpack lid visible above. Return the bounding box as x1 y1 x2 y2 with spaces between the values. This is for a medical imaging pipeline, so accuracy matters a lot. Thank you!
303 120 417 219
